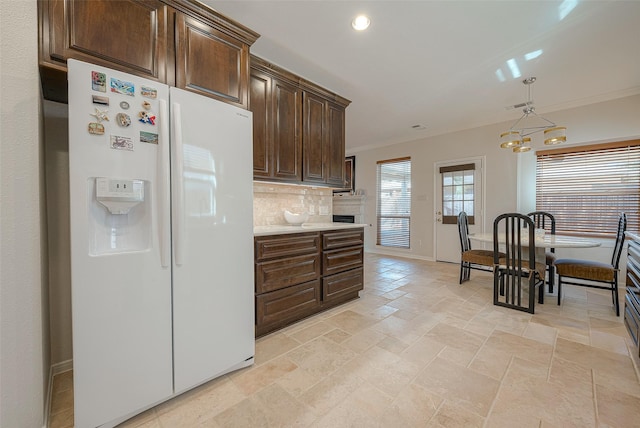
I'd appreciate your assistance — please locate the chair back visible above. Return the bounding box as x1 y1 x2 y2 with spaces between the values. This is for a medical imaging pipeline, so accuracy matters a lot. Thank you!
493 213 537 271
457 211 471 253
528 211 556 252
611 213 627 269
493 213 540 313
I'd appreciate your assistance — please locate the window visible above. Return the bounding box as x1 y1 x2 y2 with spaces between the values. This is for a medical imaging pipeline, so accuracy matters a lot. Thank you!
377 157 411 248
440 163 476 224
536 140 640 237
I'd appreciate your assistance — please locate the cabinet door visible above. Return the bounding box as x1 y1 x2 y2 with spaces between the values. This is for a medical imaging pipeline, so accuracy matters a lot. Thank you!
326 102 347 187
272 79 303 181
175 13 249 108
302 91 327 184
41 0 168 80
250 71 272 178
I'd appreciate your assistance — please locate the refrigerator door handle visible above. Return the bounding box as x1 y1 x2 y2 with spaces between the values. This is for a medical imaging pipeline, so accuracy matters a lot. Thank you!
171 101 185 266
158 99 171 268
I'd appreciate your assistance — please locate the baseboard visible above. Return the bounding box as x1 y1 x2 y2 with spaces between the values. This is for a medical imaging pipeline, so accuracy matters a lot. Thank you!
44 360 73 428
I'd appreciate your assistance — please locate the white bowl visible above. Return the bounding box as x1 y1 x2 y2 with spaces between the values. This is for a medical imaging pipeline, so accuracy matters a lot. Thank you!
284 210 309 225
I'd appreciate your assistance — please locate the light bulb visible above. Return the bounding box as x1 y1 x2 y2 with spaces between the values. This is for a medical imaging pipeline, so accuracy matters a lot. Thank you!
352 15 370 31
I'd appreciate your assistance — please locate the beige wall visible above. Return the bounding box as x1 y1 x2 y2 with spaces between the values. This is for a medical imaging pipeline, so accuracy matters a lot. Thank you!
0 0 47 426
351 94 640 263
44 101 72 364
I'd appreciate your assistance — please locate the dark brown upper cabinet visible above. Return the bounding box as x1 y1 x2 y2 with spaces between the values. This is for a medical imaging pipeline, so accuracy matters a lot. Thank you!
249 59 303 182
250 70 272 178
302 91 327 184
302 92 346 187
175 12 250 108
250 56 350 187
325 101 347 187
38 0 258 107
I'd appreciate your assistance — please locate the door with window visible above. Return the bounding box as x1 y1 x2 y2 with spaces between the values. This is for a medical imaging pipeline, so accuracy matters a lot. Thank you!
435 158 484 263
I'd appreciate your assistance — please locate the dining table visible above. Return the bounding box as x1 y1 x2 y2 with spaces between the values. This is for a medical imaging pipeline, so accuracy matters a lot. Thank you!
469 232 601 264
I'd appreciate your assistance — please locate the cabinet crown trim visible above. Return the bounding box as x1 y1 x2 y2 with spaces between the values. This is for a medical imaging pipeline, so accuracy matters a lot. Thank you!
171 0 260 45
251 55 351 108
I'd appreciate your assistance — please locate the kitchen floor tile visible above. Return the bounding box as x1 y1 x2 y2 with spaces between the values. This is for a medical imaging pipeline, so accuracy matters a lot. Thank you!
48 254 640 428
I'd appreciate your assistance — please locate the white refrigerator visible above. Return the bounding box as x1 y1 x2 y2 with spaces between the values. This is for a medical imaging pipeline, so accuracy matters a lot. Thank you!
67 59 255 428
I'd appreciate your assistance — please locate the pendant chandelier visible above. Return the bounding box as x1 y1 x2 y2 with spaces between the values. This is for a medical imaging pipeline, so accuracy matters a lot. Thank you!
499 77 566 152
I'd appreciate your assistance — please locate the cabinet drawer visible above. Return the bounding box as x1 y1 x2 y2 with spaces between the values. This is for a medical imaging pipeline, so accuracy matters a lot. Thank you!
255 233 320 261
323 246 363 276
627 253 640 291
322 229 364 250
624 291 640 346
323 267 363 302
256 253 320 293
256 280 321 336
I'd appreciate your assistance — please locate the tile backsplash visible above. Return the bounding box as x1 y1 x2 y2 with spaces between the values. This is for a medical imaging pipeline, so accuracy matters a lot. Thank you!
253 182 333 226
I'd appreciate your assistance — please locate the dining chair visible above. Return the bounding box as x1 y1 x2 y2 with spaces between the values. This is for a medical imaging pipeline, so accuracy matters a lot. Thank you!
555 213 627 316
527 211 557 293
457 211 502 284
493 213 546 314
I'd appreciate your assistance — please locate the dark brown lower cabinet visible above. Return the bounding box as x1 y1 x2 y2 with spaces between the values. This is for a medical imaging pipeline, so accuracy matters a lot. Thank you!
323 246 364 277
256 280 321 336
624 235 640 362
256 253 320 294
254 228 364 337
323 267 364 303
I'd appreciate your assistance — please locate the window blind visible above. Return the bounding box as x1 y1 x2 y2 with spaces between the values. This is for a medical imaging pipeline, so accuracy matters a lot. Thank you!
536 141 640 238
377 157 411 248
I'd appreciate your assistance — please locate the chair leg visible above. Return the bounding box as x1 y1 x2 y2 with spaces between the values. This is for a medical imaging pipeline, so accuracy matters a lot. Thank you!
557 276 562 306
538 279 544 305
459 262 471 284
493 269 500 306
613 281 620 317
548 265 555 293
528 280 535 314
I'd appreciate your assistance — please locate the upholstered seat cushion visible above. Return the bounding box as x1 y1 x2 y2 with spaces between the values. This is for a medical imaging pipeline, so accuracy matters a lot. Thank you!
462 249 499 265
545 251 557 265
554 258 615 282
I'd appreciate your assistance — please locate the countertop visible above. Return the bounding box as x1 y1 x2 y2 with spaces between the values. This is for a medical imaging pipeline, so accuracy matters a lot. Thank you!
254 222 368 236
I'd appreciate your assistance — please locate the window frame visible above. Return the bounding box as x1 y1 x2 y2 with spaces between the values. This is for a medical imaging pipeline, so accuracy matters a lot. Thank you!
376 157 411 249
440 163 476 225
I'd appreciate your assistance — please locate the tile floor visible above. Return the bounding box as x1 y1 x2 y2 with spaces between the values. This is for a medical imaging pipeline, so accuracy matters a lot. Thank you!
49 254 640 427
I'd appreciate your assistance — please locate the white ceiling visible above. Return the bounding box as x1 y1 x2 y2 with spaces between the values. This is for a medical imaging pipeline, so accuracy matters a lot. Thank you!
206 1 640 152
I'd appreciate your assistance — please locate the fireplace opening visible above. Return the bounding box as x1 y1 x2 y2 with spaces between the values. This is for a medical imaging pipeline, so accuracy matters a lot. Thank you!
333 215 355 223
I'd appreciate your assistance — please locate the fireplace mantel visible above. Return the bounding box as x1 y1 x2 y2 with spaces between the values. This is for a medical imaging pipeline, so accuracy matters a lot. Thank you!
333 194 366 223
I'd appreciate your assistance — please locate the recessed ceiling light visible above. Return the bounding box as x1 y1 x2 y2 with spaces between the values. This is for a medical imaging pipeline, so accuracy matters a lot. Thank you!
352 15 370 31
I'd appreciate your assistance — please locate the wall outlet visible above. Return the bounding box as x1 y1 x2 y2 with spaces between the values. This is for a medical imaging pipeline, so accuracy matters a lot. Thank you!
308 204 315 214
319 206 329 215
